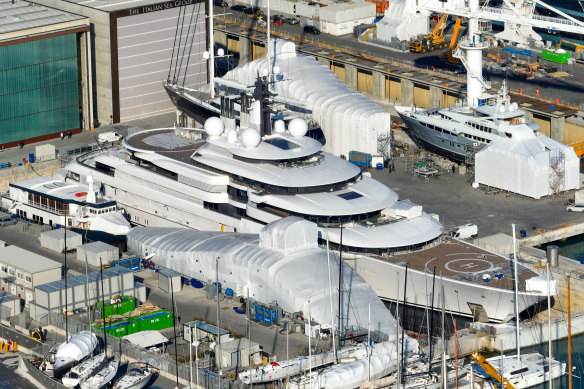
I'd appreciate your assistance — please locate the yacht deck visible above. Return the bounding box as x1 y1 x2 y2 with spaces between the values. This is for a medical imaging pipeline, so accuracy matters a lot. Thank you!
376 239 541 292
125 129 206 164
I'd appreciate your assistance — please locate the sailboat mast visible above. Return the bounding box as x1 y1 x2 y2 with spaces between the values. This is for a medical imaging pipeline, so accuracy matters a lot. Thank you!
512 223 520 359
325 232 337 364
64 225 68 343
428 266 436 374
170 275 180 389
208 0 215 99
568 276 572 389
546 261 552 389
99 257 107 355
401 265 408 387
395 276 400 389
266 0 270 59
338 226 343 346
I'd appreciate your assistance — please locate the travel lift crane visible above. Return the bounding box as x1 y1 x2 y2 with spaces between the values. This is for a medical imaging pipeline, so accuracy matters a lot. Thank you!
471 352 517 389
409 13 449 53
416 0 584 108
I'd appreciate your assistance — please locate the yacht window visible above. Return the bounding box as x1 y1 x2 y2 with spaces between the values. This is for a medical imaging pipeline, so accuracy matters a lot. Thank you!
510 367 529 375
1 265 6 273
265 138 300 150
505 133 512 138
338 192 363 200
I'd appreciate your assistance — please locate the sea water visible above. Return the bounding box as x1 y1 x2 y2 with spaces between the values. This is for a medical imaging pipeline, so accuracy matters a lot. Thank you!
541 236 584 264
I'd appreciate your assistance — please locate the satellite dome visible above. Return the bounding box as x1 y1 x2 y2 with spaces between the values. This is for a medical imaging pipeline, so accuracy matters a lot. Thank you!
510 102 518 111
226 129 238 144
204 117 224 139
240 127 261 148
273 120 285 133
288 118 308 138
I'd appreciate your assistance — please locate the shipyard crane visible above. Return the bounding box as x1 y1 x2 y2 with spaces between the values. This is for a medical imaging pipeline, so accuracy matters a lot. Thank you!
439 17 462 64
415 0 584 107
471 352 517 389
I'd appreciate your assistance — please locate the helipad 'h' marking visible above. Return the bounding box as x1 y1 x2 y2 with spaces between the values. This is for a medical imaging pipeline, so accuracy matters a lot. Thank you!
460 262 480 269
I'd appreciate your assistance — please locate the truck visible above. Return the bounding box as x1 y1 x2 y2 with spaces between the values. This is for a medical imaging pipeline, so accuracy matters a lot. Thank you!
409 13 448 53
349 151 372 167
98 131 123 144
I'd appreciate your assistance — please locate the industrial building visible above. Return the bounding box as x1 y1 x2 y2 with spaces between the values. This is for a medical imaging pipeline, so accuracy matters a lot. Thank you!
215 338 261 369
29 266 146 322
0 0 90 147
31 0 207 124
0 245 62 303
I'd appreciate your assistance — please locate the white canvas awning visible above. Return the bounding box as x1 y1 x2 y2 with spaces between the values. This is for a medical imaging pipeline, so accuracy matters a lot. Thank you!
122 331 169 349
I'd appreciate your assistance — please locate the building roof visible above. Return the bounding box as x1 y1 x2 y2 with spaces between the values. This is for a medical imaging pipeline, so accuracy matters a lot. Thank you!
0 245 61 273
36 266 132 293
216 338 260 353
122 330 168 348
0 291 21 303
0 0 86 35
41 228 82 241
81 241 118 254
46 0 192 13
184 320 230 336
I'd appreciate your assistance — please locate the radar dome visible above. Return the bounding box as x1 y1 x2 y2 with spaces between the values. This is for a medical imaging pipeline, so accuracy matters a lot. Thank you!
204 117 224 139
273 120 285 134
227 129 238 144
240 127 261 148
288 118 308 138
510 102 518 111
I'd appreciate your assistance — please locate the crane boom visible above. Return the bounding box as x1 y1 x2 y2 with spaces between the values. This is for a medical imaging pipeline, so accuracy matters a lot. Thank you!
471 352 517 389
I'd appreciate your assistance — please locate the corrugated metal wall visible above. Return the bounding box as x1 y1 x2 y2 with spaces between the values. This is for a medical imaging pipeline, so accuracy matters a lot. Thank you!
117 4 206 122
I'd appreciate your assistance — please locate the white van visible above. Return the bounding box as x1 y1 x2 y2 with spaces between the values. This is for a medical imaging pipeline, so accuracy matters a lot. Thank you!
451 223 478 240
98 131 123 144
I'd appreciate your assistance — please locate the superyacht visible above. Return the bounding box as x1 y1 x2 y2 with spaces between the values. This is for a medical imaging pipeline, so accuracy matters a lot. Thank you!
62 78 552 323
394 82 540 163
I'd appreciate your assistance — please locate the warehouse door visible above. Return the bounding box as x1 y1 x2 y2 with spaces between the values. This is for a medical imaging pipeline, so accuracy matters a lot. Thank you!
116 2 206 121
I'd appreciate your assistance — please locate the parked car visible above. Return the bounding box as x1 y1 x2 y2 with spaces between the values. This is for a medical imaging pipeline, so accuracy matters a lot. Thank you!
271 14 284 22
273 18 283 26
0 215 17 226
303 25 321 35
230 4 247 12
567 204 584 212
213 0 228 6
283 17 298 25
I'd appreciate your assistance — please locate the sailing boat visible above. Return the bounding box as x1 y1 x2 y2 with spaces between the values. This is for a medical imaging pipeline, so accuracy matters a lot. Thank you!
474 225 566 388
80 258 120 389
112 362 153 389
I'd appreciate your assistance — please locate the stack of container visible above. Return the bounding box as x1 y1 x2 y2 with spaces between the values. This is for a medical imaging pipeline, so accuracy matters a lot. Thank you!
93 310 174 337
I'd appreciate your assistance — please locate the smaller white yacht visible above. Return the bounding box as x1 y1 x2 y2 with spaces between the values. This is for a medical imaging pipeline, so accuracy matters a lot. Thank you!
394 82 540 163
53 331 98 379
80 357 120 389
62 352 106 387
474 352 566 388
112 363 153 389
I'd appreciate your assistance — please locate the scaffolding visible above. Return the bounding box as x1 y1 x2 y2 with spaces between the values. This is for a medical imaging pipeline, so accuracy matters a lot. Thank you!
405 151 450 182
465 148 477 183
549 149 566 197
377 131 393 161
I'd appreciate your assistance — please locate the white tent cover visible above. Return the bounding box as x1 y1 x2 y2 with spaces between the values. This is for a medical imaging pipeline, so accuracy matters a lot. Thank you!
127 217 397 337
222 39 391 157
55 331 97 363
475 129 580 199
90 210 131 235
376 0 429 42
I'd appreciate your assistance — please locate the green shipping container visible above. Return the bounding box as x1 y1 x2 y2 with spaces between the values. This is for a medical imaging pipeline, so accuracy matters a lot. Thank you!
92 320 139 338
133 310 174 331
95 296 136 318
542 49 570 64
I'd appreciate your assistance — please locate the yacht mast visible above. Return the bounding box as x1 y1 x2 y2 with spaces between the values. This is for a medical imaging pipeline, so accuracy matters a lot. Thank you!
325 232 337 364
512 224 520 359
208 0 215 99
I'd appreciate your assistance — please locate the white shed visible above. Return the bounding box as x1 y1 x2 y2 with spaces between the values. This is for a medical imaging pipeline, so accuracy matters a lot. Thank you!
475 130 580 199
76 242 119 267
40 229 83 253
158 269 182 294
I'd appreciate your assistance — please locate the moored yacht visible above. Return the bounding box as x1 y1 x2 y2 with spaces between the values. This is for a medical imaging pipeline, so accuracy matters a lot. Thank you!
60 77 552 323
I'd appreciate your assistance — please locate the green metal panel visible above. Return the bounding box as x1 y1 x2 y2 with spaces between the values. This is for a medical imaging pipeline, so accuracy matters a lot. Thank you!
542 49 570 64
95 296 136 318
0 34 80 144
133 310 174 331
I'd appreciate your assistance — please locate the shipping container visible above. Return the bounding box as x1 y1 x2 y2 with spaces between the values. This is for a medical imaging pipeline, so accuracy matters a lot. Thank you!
134 310 174 331
93 320 138 337
349 151 372 167
542 49 570 64
95 296 136 318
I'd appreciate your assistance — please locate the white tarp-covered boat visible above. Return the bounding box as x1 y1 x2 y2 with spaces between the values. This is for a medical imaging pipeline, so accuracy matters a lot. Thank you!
221 40 391 158
90 211 131 235
53 331 98 378
127 217 398 338
376 0 429 42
